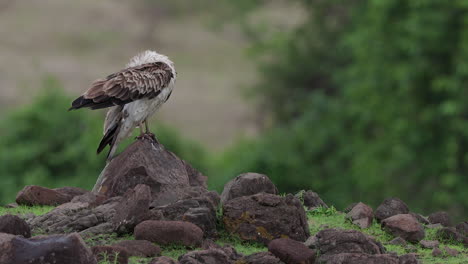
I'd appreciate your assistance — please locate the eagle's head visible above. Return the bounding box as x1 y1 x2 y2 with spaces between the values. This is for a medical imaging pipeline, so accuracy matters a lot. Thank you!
126 50 175 74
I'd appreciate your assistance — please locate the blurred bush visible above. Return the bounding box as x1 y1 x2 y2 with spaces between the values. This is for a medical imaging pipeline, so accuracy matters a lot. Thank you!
0 76 209 205
215 0 468 218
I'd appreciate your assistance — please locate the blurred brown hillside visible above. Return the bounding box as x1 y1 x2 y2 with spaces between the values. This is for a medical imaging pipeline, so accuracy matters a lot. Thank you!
0 0 268 149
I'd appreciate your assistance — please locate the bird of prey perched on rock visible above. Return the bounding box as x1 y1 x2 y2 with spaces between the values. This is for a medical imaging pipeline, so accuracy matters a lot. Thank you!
69 50 176 160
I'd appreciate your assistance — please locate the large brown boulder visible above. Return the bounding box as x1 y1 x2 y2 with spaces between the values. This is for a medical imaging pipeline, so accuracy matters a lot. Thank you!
374 198 409 222
0 233 96 264
223 193 309 244
312 229 385 261
112 184 152 234
93 138 207 206
152 191 220 237
134 220 203 247
29 197 121 235
220 173 278 204
0 215 31 238
16 185 88 206
381 214 425 243
268 238 316 264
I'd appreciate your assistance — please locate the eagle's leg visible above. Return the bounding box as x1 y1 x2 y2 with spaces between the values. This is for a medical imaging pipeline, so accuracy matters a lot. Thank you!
144 119 159 143
136 123 145 140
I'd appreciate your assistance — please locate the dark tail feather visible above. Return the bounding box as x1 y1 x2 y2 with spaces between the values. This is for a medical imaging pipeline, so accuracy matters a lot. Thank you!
69 96 95 111
97 123 119 158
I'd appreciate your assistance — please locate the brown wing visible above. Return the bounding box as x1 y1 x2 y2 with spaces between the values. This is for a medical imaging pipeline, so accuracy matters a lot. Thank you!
69 62 173 110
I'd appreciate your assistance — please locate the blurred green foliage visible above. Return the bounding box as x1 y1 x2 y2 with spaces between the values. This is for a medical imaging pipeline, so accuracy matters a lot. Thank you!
0 76 208 205
216 0 468 218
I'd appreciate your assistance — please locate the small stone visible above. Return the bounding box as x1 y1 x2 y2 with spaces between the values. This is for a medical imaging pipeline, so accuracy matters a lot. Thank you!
150 256 179 264
346 202 374 228
178 248 238 264
220 172 278 204
301 190 328 209
399 253 419 264
381 214 425 243
112 240 161 257
420 240 439 249
0 214 31 238
134 220 203 247
455 221 468 236
238 252 283 264
375 197 409 222
432 247 442 257
268 238 316 264
409 212 429 225
444 246 459 257
428 211 451 227
436 227 468 245
388 237 407 246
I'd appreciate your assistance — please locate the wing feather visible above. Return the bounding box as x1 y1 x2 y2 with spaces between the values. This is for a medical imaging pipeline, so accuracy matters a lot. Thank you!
69 62 173 110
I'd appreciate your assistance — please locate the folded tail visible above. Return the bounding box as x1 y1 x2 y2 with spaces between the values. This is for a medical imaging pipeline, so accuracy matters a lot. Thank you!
97 123 121 160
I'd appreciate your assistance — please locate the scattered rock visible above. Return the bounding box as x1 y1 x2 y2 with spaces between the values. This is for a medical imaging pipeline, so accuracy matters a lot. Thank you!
153 191 220 237
178 248 239 264
419 240 439 249
319 253 401 264
404 244 418 253
314 229 385 261
426 223 443 229
113 240 161 257
223 193 309 244
112 184 151 234
346 202 374 228
238 252 284 264
375 198 409 222
455 221 468 236
428 211 451 227
93 139 207 206
29 197 121 234
71 192 108 207
0 214 31 237
343 203 359 213
268 238 316 264
432 247 442 257
300 190 328 209
150 256 179 264
134 220 203 247
220 173 278 204
444 246 459 257
388 237 406 246
381 214 425 243
436 227 468 245
200 241 243 260
0 232 96 264
16 185 87 206
409 212 429 225
398 254 419 264
92 245 129 264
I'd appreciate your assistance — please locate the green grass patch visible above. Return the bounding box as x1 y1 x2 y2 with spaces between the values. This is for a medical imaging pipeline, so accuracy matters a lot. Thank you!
0 205 54 216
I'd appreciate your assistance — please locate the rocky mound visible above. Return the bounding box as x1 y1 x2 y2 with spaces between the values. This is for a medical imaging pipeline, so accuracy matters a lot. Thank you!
1 138 467 263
